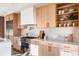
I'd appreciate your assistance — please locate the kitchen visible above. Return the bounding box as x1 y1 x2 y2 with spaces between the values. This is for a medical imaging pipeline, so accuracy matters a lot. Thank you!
13 3 79 56
0 3 79 56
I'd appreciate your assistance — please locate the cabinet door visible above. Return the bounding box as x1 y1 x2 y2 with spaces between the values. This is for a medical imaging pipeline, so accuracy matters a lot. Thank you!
36 4 56 28
13 37 21 51
36 7 42 28
9 14 13 21
0 17 4 38
5 14 13 21
17 13 21 28
39 42 60 56
52 46 60 56
39 44 48 56
47 45 60 56
5 16 9 21
47 45 53 56
60 48 78 56
13 13 19 36
48 4 56 28
41 6 48 28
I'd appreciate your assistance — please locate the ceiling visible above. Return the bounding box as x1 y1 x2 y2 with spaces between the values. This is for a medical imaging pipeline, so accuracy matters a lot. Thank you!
0 3 48 16
0 3 36 16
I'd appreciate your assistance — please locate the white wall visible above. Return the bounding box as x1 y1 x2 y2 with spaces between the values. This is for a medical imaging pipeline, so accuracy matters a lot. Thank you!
21 6 36 25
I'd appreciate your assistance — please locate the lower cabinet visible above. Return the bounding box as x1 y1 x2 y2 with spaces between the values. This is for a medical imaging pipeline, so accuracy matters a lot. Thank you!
52 46 60 56
30 39 60 56
39 44 60 56
60 44 79 56
30 39 79 56
39 44 48 56
12 37 21 51
60 48 79 56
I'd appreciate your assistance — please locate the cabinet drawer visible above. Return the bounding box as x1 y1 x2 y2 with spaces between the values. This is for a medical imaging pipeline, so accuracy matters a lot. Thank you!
63 45 77 50
31 39 39 45
60 48 78 55
60 44 79 54
53 42 61 47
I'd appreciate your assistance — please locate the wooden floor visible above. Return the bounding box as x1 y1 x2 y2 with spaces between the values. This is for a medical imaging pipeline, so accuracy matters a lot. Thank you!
11 47 30 56
11 48 23 56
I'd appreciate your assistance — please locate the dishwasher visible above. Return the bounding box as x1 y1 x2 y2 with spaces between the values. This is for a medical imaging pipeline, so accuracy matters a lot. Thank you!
29 44 39 56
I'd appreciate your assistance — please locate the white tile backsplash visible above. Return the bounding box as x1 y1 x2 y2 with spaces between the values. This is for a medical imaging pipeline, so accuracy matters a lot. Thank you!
21 27 79 42
45 27 73 40
73 27 79 42
21 28 41 37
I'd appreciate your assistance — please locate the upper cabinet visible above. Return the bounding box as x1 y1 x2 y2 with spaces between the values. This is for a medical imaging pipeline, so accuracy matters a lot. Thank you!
21 6 36 25
48 4 56 28
36 7 42 28
41 6 48 28
5 13 20 28
36 4 56 28
5 14 13 21
5 13 21 36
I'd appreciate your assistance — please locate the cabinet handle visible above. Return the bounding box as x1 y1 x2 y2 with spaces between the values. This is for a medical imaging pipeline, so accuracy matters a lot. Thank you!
63 50 70 53
64 46 70 48
48 46 51 52
16 40 17 43
48 43 52 45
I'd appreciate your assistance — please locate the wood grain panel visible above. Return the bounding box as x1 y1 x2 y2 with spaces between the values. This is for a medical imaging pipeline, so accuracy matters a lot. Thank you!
0 16 4 38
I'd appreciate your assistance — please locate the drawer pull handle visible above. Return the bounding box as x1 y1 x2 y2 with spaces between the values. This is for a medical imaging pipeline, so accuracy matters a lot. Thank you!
48 46 51 52
64 46 70 48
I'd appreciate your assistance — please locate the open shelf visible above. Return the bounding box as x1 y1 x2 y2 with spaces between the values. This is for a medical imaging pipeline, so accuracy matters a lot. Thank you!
57 4 77 9
56 11 78 16
56 3 79 27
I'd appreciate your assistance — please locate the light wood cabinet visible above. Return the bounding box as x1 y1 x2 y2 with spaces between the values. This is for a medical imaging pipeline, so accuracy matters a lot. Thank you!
30 39 60 56
0 16 4 38
39 44 48 56
30 39 79 56
41 6 48 28
39 42 60 56
52 46 60 56
5 14 13 21
5 13 21 36
36 7 42 28
12 37 21 51
60 44 79 56
36 4 56 28
17 13 21 28
48 4 56 28
13 13 19 36
5 13 21 51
